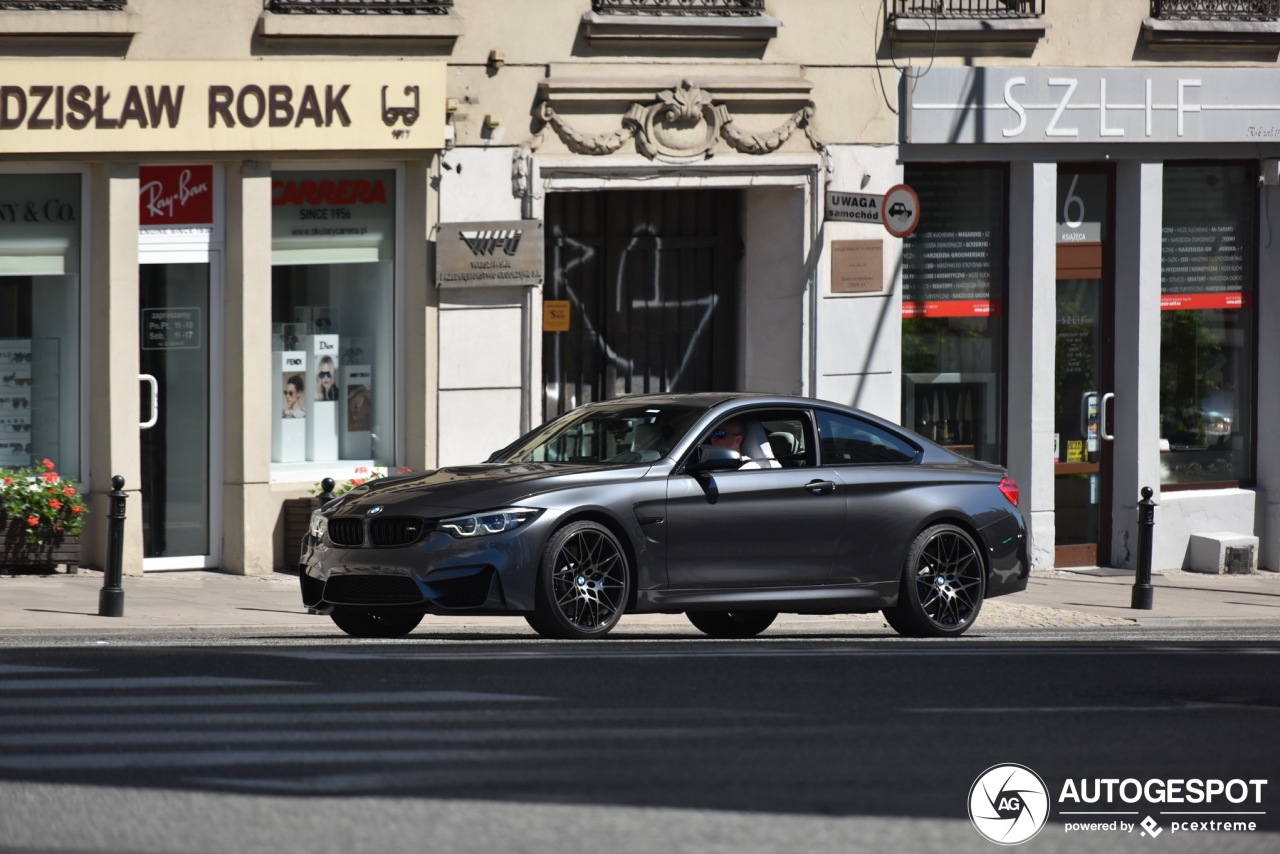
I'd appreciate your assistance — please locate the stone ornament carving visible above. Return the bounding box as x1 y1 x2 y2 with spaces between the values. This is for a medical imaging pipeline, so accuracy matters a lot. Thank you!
539 80 822 163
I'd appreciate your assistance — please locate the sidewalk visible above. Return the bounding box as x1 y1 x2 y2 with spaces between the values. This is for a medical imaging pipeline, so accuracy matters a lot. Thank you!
1 564 1278 636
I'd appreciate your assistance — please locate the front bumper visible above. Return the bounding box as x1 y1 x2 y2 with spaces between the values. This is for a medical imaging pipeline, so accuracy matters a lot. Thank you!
299 515 553 615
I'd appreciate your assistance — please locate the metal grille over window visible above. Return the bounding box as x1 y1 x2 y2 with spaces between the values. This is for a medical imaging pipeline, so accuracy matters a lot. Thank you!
893 0 1044 18
0 1 127 9
1152 0 1279 20
593 0 766 15
266 0 453 14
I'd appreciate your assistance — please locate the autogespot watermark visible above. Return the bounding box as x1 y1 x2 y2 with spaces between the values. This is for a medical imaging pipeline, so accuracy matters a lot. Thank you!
968 765 1269 844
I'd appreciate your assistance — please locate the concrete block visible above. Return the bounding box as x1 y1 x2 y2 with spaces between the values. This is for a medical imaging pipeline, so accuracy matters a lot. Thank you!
1187 532 1259 575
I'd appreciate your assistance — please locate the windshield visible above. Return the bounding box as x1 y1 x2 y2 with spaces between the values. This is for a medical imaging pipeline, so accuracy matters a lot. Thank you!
494 403 704 465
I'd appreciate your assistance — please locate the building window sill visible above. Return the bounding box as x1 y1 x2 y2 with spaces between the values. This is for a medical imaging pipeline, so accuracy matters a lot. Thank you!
258 9 463 40
1142 17 1280 46
890 17 1047 47
580 11 781 47
0 9 139 37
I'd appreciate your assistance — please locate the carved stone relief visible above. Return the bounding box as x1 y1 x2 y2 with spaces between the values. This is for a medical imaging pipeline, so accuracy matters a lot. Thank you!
537 80 824 163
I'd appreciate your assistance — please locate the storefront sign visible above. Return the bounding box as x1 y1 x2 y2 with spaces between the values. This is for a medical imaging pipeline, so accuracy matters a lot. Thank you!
436 220 544 288
140 165 213 226
830 240 883 295
271 169 395 265
904 67 1280 145
0 61 445 153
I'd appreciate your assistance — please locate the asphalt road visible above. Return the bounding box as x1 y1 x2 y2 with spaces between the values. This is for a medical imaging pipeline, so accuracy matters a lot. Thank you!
1 633 1278 854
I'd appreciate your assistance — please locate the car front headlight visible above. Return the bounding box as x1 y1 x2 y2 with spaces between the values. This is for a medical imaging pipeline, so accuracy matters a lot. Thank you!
438 507 542 539
308 510 328 541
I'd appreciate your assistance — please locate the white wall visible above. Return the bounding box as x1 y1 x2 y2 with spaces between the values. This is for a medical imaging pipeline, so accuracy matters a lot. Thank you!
813 144 903 422
437 146 531 466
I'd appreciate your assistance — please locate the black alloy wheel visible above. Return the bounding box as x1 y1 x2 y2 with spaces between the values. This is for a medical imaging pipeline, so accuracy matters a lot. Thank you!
883 523 985 638
526 520 631 639
686 610 778 639
330 607 424 639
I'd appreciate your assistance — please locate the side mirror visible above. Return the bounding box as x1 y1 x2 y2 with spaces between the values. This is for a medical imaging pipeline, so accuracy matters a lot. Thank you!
686 445 746 475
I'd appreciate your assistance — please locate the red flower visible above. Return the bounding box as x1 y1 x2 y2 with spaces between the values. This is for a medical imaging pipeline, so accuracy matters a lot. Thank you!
49 499 63 510
71 506 83 513
41 472 58 483
42 458 54 470
26 516 39 527
63 487 76 496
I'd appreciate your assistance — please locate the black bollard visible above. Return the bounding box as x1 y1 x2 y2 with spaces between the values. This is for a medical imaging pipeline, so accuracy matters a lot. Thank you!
1131 486 1156 610
98 475 126 618
317 477 336 503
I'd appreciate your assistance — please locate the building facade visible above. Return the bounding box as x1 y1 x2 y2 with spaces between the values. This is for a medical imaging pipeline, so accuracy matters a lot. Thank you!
1 0 1277 576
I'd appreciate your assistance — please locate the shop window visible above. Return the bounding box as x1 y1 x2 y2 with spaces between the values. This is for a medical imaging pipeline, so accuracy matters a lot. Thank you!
0 173 81 481
901 165 1007 464
270 169 396 479
1159 164 1256 488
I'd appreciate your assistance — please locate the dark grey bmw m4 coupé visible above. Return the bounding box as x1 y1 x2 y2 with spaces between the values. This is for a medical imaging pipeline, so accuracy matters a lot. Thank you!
300 393 1028 639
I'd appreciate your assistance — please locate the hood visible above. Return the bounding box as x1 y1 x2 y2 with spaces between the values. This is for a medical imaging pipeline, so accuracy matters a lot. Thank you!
326 463 648 517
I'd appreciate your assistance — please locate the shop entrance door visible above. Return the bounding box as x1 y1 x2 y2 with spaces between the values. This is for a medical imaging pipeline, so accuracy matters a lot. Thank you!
542 189 742 420
1054 171 1113 567
138 256 220 569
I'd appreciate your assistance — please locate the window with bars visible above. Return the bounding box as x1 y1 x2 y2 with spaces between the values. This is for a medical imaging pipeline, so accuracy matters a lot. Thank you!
0 1 126 9
1152 1 1278 20
593 0 766 14
266 0 453 13
893 1 1044 17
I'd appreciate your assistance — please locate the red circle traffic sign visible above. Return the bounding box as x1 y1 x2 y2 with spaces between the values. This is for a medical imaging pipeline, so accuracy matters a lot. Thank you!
882 184 921 238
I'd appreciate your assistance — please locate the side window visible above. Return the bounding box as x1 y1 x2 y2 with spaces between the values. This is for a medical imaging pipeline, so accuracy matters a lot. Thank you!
700 409 816 469
758 414 813 468
816 410 918 465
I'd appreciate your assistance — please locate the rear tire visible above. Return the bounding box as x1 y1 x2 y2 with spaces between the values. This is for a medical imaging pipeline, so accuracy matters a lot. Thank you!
686 611 778 639
882 524 985 638
525 521 631 639
330 607 423 639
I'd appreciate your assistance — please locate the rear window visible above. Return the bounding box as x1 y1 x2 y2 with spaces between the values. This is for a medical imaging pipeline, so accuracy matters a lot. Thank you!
815 410 918 465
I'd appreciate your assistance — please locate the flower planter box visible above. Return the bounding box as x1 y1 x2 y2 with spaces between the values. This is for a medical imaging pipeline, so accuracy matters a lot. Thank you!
0 518 83 574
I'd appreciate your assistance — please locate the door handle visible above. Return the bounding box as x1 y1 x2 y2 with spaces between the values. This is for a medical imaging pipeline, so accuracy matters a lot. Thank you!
805 479 836 495
140 373 159 430
1099 392 1115 442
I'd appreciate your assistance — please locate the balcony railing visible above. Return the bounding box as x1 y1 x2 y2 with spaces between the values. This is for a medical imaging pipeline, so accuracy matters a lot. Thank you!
1152 1 1278 20
593 0 766 15
0 1 126 9
266 0 452 13
894 1 1044 17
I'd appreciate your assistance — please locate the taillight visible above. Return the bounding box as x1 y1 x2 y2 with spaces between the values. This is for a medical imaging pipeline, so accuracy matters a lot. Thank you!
999 477 1020 507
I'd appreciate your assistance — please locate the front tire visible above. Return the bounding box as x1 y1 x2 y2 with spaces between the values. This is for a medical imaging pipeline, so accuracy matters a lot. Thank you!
330 607 423 639
525 521 631 639
687 611 778 639
883 524 985 638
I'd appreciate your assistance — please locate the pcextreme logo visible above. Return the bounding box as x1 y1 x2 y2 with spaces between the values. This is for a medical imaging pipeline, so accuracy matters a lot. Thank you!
969 764 1051 845
969 765 1270 844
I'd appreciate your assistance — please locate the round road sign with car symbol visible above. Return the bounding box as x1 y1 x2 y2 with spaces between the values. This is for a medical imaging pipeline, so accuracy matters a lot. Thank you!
882 184 921 237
